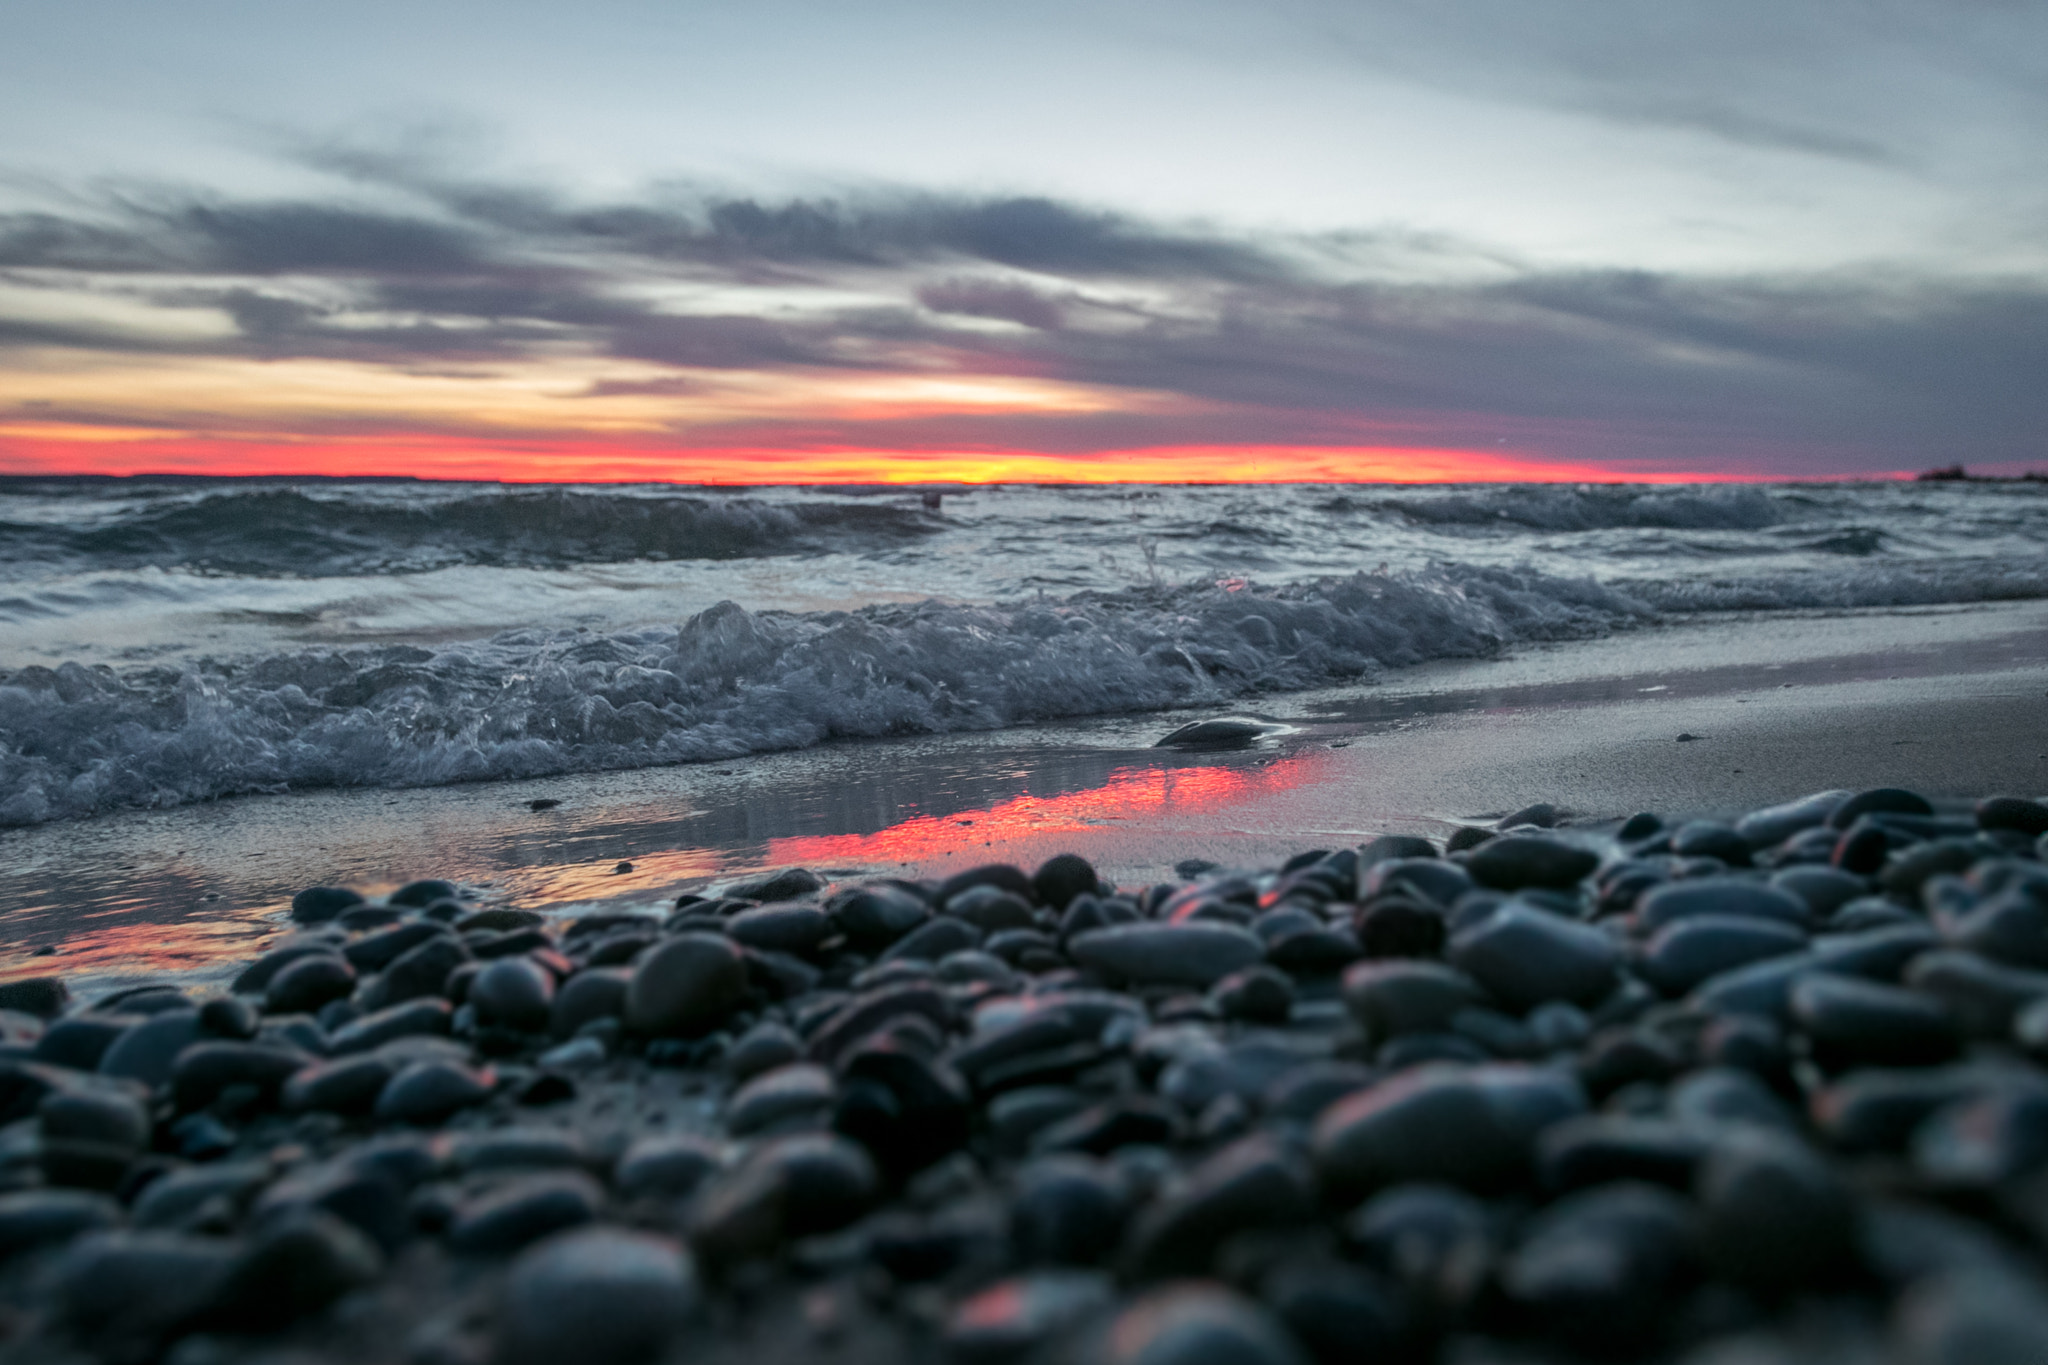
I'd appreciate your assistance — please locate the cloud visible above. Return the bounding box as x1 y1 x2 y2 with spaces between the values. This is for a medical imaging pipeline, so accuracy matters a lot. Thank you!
1 166 2044 472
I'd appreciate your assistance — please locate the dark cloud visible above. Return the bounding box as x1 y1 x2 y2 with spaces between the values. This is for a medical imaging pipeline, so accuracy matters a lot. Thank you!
918 278 1065 330
1 170 2044 471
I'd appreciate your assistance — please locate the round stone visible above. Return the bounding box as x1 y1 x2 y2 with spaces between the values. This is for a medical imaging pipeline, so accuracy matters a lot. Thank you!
1634 879 1811 932
497 1228 697 1365
1637 914 1807 996
1312 1063 1586 1199
1448 906 1620 1012
1695 1130 1856 1290
470 957 556 1032
725 904 834 955
725 1062 836 1136
373 1059 496 1124
1788 974 1960 1069
447 1171 605 1256
1032 854 1100 912
265 953 357 1015
614 1134 727 1203
1462 836 1599 892
1067 923 1264 987
1010 1154 1129 1266
1072 1284 1308 1365
625 934 748 1036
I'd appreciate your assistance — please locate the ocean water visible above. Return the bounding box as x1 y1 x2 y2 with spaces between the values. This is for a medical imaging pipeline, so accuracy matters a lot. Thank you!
4 477 2047 829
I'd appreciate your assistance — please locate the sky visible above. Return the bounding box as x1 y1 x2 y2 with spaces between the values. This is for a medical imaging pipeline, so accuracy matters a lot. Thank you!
1 0 2044 483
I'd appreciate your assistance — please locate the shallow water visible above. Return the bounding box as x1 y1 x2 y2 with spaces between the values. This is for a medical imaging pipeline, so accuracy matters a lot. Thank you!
3 477 2047 831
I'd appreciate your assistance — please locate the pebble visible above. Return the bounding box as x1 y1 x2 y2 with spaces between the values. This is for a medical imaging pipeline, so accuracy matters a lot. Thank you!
1462 835 1600 891
290 886 366 923
1635 878 1812 932
446 1171 605 1255
1695 1129 1857 1290
1637 914 1808 995
497 1228 698 1365
1789 973 1961 1069
373 1058 496 1124
265 952 358 1015
469 957 556 1032
624 934 748 1036
1067 922 1265 987
1071 1284 1308 1365
725 1061 837 1135
1312 1063 1586 1198
1448 905 1621 1012
15 784 2048 1365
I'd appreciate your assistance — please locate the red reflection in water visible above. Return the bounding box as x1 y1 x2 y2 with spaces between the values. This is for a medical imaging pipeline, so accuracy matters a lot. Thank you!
767 753 1329 867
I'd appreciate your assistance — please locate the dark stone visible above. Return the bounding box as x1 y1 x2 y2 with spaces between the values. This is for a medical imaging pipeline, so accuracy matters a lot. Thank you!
1342 960 1485 1038
1352 898 1446 959
1810 1066 1993 1152
950 1280 1117 1365
1448 905 1620 1012
374 1058 495 1124
1262 1062 1375 1125
456 908 546 932
447 1171 605 1255
254 1159 409 1254
290 886 365 923
1124 1133 1317 1277
497 1228 697 1365
470 957 556 1032
51 1231 237 1350
1500 1181 1696 1352
625 934 748 1036
34 1015 136 1071
265 953 357 1015
835 1040 973 1178
337 903 404 931
1947 888 2048 969
1905 950 2048 1037
1882 839 1985 900
197 995 259 1040
1695 1130 1857 1290
806 983 954 1066
1069 922 1264 987
939 863 1035 906
550 967 630 1040
828 884 931 948
390 878 460 908
1789 974 1960 1069
343 921 451 973
1032 1096 1183 1156
881 915 984 963
0 977 69 1018
205 1210 382 1330
96 1010 202 1089
1463 835 1600 891
1536 1115 1709 1192
1829 786 1936 828
0 1188 121 1258
1978 796 2048 837
283 1053 396 1114
1671 820 1751 865
723 867 823 902
1344 1182 1492 1305
1034 854 1101 911
1261 1260 1405 1365
1770 866 1868 918
132 1159 272 1229
1069 1285 1307 1365
1912 1087 2048 1186
1501 802 1562 829
614 1134 727 1203
1359 858 1473 907
1211 966 1295 1023
947 885 1039 931
1635 878 1811 932
1736 790 1850 848
232 939 340 994
1010 1154 1128 1266
686 1133 878 1265
727 1062 836 1136
1667 1066 1798 1131
1359 835 1439 870
726 904 834 955
1638 914 1807 995
1312 1063 1586 1199
1617 812 1664 842
1446 826 1493 853
1834 820 1893 875
169 1040 308 1110
327 997 453 1053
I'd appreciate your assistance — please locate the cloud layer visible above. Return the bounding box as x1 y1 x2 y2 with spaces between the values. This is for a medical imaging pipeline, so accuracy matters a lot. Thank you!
3 151 2045 478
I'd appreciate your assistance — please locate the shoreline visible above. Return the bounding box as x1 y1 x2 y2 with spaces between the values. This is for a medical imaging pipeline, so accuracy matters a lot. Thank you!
4 599 2046 990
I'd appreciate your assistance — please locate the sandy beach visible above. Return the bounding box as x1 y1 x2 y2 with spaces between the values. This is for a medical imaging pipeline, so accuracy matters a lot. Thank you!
8 598 2045 991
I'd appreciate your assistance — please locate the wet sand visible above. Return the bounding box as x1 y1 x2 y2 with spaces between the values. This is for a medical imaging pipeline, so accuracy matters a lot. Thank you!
5 599 2046 991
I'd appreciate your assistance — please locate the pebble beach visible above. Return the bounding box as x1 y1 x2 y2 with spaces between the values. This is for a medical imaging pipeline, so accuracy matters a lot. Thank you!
7 784 2048 1363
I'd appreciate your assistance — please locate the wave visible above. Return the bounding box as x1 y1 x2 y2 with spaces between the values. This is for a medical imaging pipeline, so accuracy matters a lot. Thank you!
0 565 1648 826
1382 485 1786 533
9 551 2046 828
0 487 940 577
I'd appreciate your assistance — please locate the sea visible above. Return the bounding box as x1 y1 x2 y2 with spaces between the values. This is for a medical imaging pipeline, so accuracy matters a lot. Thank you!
5 476 2048 832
